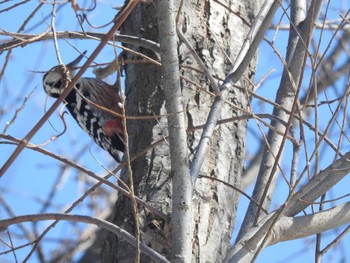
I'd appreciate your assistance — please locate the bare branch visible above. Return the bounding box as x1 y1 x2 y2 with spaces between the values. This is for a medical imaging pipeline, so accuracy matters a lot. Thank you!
0 213 170 263
237 0 323 240
0 31 160 54
273 202 350 244
286 151 350 216
156 0 192 261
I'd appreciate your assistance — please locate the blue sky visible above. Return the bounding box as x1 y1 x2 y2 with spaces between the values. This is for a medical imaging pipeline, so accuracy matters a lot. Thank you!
1 1 349 262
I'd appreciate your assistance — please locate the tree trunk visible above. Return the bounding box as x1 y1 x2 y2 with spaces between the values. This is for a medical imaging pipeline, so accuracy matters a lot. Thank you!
99 1 260 262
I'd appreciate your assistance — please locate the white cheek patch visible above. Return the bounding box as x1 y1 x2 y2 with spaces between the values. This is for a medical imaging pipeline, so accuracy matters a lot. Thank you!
43 72 65 97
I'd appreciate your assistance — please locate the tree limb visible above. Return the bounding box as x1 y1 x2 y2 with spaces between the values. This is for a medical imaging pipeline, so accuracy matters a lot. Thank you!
0 213 170 263
272 202 350 244
156 0 192 261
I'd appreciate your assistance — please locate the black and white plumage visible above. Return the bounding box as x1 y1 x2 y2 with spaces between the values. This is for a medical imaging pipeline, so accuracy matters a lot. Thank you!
42 52 125 162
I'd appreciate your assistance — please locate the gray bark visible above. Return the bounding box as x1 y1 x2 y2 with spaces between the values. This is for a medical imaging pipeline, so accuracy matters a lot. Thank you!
91 0 258 262
101 3 167 262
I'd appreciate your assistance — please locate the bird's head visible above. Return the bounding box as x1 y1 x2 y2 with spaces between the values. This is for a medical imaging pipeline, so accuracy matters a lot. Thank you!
43 51 86 98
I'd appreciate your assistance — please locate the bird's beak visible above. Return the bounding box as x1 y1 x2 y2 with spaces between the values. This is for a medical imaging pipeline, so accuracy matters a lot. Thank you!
66 50 87 69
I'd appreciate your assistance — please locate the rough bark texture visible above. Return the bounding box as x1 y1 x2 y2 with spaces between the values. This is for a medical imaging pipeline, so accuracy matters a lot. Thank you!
99 1 260 262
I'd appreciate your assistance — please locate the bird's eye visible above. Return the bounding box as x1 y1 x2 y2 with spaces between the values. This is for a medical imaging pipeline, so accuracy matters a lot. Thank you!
53 80 63 89
45 81 54 87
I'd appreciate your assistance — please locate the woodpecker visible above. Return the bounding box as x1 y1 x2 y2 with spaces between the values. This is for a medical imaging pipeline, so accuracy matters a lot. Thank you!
42 52 125 162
